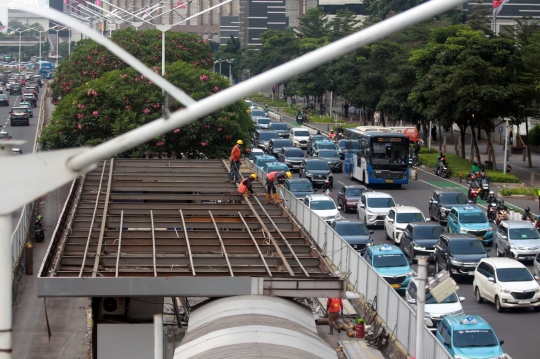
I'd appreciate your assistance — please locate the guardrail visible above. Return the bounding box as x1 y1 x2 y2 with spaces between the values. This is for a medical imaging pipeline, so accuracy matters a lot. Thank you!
248 161 452 359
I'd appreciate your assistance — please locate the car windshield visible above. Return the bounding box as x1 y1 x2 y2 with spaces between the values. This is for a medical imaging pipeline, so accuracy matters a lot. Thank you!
496 268 533 282
459 212 488 224
450 240 486 254
373 254 408 267
396 212 425 223
312 136 326 143
12 108 27 114
19 103 30 108
318 150 339 158
367 197 395 208
245 101 253 107
318 143 336 149
270 123 288 131
251 110 265 117
346 188 365 197
284 148 304 157
509 228 540 240
272 140 292 148
425 291 458 304
0 133 9 139
289 182 313 192
306 161 330 170
440 193 468 205
414 226 446 239
259 132 279 141
294 130 310 137
310 200 336 211
453 329 499 348
0 95 6 99
257 158 277 166
335 222 369 236
257 118 271 125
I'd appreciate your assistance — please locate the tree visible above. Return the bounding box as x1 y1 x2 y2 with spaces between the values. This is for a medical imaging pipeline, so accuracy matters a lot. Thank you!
328 10 361 42
298 7 331 39
58 41 78 57
467 0 493 35
365 0 426 20
40 62 254 159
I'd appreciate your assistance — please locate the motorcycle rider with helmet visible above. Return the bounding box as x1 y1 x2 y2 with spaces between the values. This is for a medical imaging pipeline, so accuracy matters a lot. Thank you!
322 180 332 197
503 244 515 259
486 191 497 218
468 174 480 202
34 214 45 243
522 207 535 222
471 161 481 177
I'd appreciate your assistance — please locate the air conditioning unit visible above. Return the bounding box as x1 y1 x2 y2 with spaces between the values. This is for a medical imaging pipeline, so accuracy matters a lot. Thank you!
108 24 117 31
101 297 126 315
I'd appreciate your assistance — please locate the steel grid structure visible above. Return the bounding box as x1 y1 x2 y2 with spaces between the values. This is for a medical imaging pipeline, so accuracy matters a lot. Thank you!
38 159 343 298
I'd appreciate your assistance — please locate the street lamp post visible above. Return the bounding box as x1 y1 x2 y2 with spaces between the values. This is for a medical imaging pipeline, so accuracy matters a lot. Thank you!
51 25 67 67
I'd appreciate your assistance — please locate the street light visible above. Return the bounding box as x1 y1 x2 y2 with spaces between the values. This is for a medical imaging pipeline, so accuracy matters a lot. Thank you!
27 26 52 62
7 27 31 69
51 24 68 67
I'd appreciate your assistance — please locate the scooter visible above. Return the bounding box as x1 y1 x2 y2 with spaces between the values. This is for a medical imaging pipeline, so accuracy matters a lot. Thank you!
479 176 490 200
487 203 498 221
439 161 449 178
296 113 308 125
468 187 480 204
34 219 45 243
496 210 509 225
323 188 333 198
412 153 419 167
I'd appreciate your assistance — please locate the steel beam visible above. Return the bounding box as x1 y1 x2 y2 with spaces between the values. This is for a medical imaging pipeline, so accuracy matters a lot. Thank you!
92 158 114 277
179 210 196 276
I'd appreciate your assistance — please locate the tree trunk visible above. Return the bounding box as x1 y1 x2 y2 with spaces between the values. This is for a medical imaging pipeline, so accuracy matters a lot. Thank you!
438 123 443 152
458 124 466 159
486 131 497 171
525 119 532 168
469 121 482 164
363 106 368 125
421 119 428 144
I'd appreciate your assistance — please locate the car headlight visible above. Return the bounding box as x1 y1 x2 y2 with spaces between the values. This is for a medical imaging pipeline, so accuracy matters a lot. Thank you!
459 228 469 234
284 159 291 163
404 271 413 277
450 259 463 266
447 309 464 316
502 287 512 293
511 244 517 250
305 173 313 177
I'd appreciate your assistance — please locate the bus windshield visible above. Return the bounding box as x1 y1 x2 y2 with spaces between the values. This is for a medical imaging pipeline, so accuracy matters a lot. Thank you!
371 142 409 166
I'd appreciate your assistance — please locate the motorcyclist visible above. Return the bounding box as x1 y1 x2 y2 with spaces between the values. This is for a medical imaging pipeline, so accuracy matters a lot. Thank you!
316 129 322 135
434 152 444 174
468 174 480 201
471 161 481 177
522 207 535 222
263 104 269 113
496 199 508 212
486 191 497 205
337 124 344 135
322 180 332 195
503 244 515 259
413 142 421 156
328 130 336 141
34 214 45 243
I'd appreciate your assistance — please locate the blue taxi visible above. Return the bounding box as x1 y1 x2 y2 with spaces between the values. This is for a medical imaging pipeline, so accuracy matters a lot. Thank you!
312 140 337 155
436 314 505 359
254 154 278 170
364 244 413 292
447 204 493 246
264 162 290 174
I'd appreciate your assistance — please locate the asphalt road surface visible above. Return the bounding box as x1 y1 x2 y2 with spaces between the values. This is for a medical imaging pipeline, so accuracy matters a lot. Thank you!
275 117 537 359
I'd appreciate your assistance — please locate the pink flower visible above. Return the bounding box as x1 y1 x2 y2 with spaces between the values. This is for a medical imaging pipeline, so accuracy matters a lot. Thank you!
217 127 222 131
152 104 160 109
246 148 251 153
126 105 131 109
148 80 153 84
143 108 150 114
93 111 99 116
213 86 220 92
135 77 140 82
173 128 180 134
156 141 165 147
77 114 84 120
82 71 87 75
58 132 62 135
225 135 232 140
78 124 83 129
201 142 208 146
92 90 98 97
141 75 145 79
199 75 208 82
78 104 85 109
205 124 210 129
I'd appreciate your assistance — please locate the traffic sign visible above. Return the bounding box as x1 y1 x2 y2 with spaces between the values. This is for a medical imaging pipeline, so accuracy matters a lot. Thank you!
499 126 503 134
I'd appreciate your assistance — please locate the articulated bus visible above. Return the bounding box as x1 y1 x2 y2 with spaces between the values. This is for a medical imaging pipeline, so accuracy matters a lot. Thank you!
345 127 410 187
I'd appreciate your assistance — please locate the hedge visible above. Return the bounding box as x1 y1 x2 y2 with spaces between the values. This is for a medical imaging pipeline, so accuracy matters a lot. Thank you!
500 187 540 196
418 152 521 183
529 123 540 146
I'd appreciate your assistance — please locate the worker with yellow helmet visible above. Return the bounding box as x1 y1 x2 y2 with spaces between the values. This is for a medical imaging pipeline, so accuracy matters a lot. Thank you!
238 174 257 198
265 171 292 204
229 139 243 183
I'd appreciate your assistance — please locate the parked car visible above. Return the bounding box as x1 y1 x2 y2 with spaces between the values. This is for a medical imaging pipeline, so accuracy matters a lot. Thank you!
284 178 315 198
299 158 333 188
337 185 367 213
429 189 468 224
406 277 464 331
357 192 396 227
401 222 446 264
364 244 413 292
10 106 30 126
315 149 343 173
447 205 493 246
436 315 505 359
289 128 311 149
474 257 540 312
306 134 327 155
494 220 540 260
256 117 272 129
252 130 280 151
434 233 489 277
266 138 293 158
278 146 305 171
269 122 289 138
384 206 426 246
303 194 340 224
263 162 290 175
0 94 9 106
18 101 33 117
331 220 374 253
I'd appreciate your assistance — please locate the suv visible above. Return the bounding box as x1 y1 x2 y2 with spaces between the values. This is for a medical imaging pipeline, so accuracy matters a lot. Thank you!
315 149 342 173
306 134 327 155
357 192 396 227
434 234 489 277
364 244 413 292
9 82 21 95
337 185 367 213
447 205 493 246
428 189 468 224
474 258 540 312
266 138 293 158
23 93 37 107
436 315 505 359
384 206 426 245
278 147 305 171
256 117 272 129
494 220 540 260
289 128 311 149
284 178 314 198
269 122 289 138
406 277 464 331
401 222 446 264
253 130 280 150
312 140 337 155
331 220 373 253
10 106 30 126
303 194 340 224
300 158 333 188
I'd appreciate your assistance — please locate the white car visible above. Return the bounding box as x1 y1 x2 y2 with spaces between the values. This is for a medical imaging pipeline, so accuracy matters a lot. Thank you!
494 220 540 260
357 192 396 227
289 128 311 149
256 117 272 129
473 257 540 312
406 277 464 331
384 206 426 245
303 194 340 224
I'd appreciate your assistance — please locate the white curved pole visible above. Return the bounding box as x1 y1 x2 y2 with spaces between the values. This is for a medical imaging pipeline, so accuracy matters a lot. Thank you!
1 3 196 106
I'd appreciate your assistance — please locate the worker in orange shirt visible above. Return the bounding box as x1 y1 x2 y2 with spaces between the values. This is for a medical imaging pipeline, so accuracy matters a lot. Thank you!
229 139 243 182
326 297 343 335
238 174 257 198
328 130 336 141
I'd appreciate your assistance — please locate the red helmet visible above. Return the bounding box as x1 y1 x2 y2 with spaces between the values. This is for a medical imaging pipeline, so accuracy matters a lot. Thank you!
471 175 476 180
441 157 446 161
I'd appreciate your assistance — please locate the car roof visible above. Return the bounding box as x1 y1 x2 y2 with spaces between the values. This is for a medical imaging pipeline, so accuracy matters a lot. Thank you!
307 194 334 201
409 222 441 228
444 315 492 331
287 178 311 183
479 257 528 269
364 192 393 198
334 220 366 225
442 233 479 241
292 128 310 133
12 106 27 109
305 158 327 163
452 205 483 213
369 244 404 255
343 185 366 189
435 189 463 194
501 220 536 229
317 140 334 144
391 206 422 213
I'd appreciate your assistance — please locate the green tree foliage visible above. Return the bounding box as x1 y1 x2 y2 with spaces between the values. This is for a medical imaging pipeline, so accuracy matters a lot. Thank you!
40 62 254 159
298 7 331 39
50 28 212 103
365 0 426 20
467 0 493 34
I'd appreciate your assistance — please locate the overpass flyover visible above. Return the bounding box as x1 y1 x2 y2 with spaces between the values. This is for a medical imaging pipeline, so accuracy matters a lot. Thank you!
0 37 40 46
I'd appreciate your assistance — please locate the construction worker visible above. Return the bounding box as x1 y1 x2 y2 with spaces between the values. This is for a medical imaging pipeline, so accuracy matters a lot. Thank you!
326 297 343 335
229 140 243 182
238 174 256 198
265 171 292 204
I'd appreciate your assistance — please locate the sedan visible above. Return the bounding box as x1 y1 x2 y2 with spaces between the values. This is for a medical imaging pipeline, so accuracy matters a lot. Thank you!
0 94 9 106
331 220 374 253
428 189 468 224
337 185 366 213
284 178 315 198
315 149 342 173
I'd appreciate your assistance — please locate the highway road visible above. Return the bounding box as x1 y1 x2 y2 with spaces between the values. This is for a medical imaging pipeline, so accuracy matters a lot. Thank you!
274 114 537 359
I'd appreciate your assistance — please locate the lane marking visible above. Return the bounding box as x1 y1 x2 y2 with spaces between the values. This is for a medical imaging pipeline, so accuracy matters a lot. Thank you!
338 181 345 186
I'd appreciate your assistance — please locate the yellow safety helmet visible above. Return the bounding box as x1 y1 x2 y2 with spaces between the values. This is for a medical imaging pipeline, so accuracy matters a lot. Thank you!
286 172 292 179
250 174 257 180
237 139 243 145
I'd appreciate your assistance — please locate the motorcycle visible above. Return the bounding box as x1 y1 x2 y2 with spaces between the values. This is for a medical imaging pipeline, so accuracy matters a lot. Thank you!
322 188 333 198
468 186 481 204
479 176 490 200
496 210 509 225
439 161 449 178
412 153 419 167
296 113 308 125
34 219 45 243
487 203 498 221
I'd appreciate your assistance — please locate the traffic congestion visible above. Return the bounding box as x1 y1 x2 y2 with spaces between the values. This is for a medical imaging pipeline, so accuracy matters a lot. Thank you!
245 101 540 359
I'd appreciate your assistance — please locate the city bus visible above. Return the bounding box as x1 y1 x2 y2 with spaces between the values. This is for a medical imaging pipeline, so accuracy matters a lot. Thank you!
37 61 54 79
345 128 410 187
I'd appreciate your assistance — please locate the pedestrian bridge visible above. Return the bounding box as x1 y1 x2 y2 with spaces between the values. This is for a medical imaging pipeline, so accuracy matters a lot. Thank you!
0 37 40 46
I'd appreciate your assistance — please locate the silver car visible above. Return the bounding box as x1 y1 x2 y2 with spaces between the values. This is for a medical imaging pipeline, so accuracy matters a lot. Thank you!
495 220 540 260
